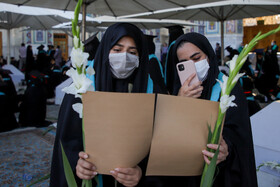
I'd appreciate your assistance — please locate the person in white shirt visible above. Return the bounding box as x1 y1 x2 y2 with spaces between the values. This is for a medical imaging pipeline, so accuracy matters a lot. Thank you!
19 43 27 71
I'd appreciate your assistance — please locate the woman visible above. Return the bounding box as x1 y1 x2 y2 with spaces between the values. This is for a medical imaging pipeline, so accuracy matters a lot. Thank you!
25 45 35 81
50 23 163 186
170 32 257 187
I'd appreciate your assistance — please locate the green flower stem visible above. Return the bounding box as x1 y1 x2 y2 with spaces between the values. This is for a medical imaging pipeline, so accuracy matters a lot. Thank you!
72 20 77 37
210 109 224 146
200 25 280 187
72 0 83 48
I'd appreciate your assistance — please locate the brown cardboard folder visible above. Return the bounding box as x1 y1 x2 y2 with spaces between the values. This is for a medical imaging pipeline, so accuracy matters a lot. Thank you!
83 92 219 176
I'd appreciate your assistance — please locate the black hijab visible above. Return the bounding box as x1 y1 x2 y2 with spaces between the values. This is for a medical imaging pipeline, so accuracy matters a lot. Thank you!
84 35 100 61
94 23 149 93
171 33 220 99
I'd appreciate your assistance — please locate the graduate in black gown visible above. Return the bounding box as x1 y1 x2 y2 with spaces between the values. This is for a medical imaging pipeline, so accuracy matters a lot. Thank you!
164 25 184 94
169 32 257 187
19 70 47 127
145 34 168 94
50 23 166 187
0 69 19 132
25 45 35 81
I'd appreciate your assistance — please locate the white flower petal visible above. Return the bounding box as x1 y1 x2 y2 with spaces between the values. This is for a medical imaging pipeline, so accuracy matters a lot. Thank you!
75 94 82 99
86 66 95 76
220 95 237 113
63 67 93 95
226 55 238 73
51 123 57 128
62 83 77 95
73 36 79 49
70 48 89 69
87 85 95 92
76 76 93 93
216 75 228 95
240 54 248 66
72 103 83 118
232 73 245 84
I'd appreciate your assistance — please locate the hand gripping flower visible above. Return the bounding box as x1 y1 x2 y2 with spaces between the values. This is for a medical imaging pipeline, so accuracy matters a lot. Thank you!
200 25 280 187
60 0 96 186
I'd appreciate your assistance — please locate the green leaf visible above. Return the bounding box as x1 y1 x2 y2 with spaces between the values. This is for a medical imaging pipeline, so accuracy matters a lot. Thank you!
200 146 220 187
207 123 212 151
82 179 92 187
60 141 78 187
26 173 50 187
95 175 100 187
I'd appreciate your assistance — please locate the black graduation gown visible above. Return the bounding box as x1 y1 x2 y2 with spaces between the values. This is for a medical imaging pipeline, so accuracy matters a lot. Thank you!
148 57 168 94
19 78 47 127
0 74 19 132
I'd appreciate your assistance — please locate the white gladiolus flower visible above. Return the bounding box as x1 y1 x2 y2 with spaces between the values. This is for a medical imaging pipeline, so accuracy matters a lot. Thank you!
220 95 237 113
226 55 238 73
73 36 79 49
232 73 245 84
70 48 89 69
240 54 248 66
72 103 83 118
86 66 95 76
216 75 228 95
51 123 57 128
62 68 93 96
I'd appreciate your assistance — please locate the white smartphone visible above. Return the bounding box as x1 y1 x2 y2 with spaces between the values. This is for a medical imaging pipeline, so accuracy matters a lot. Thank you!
176 60 199 86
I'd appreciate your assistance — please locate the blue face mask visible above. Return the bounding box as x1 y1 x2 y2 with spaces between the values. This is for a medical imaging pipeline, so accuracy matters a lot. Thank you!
109 52 139 79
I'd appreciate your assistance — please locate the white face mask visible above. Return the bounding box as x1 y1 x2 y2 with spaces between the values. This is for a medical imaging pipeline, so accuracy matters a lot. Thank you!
109 52 139 79
195 58 210 82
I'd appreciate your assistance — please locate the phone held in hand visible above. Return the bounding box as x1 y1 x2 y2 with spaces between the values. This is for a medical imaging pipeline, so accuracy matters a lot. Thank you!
176 60 199 86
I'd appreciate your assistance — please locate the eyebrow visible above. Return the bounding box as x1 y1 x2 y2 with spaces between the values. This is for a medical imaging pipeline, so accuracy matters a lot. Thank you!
190 52 200 59
179 59 187 62
114 43 137 50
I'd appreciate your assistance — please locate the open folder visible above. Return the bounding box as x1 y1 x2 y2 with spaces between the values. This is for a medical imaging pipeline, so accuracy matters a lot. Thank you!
82 91 219 176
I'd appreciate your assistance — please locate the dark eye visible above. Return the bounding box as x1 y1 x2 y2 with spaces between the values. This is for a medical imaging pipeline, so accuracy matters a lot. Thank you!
113 48 121 52
129 51 137 55
192 56 201 62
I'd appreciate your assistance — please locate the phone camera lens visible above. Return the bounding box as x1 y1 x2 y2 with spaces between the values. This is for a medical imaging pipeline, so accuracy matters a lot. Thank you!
178 64 184 71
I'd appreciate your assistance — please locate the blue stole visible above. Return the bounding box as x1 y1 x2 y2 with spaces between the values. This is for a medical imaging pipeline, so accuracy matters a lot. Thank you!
210 72 224 102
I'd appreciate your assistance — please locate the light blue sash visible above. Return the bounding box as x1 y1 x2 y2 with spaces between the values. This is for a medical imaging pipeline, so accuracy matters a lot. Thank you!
210 72 224 102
